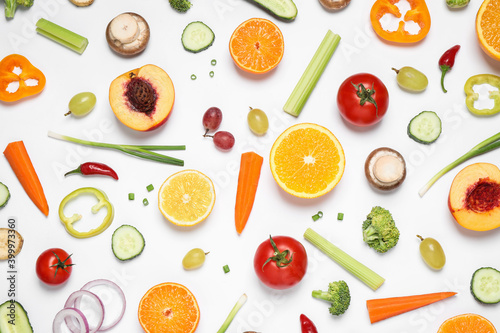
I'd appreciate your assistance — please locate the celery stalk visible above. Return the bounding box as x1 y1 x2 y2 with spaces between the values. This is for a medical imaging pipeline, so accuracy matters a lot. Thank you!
304 228 385 291
36 18 89 54
283 30 341 117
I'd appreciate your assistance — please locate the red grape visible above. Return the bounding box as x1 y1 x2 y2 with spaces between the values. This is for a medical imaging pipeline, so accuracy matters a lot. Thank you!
213 131 235 151
202 107 223 135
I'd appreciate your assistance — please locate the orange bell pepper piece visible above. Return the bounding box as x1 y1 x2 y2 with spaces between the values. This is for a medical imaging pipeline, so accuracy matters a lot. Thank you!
370 0 431 44
0 54 46 102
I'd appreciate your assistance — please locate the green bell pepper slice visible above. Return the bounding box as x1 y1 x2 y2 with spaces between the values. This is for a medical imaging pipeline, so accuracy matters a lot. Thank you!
58 187 114 238
464 74 500 116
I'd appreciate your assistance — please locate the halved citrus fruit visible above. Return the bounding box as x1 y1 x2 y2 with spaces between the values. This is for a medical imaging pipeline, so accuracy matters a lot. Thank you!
476 0 500 61
158 169 215 226
437 313 496 333
138 282 200 333
270 123 345 198
229 18 284 74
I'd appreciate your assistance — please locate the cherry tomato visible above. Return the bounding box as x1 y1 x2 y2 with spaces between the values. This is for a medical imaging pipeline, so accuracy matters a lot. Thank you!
35 248 74 285
337 73 389 127
300 314 318 333
253 235 307 290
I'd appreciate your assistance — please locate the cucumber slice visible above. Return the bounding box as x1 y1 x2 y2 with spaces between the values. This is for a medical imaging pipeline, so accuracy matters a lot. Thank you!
407 111 442 144
0 182 10 208
248 0 297 21
0 301 34 332
181 21 215 53
112 224 145 261
471 267 500 304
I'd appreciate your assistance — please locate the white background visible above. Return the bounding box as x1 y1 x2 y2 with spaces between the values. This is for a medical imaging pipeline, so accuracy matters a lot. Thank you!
1 0 500 332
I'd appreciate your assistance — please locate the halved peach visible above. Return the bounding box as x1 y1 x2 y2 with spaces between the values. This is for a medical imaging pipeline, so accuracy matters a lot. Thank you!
448 163 500 231
109 64 174 131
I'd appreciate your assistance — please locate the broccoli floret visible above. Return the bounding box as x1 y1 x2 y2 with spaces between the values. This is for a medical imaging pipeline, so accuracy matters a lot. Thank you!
168 0 192 12
362 206 400 253
312 280 351 316
5 0 33 18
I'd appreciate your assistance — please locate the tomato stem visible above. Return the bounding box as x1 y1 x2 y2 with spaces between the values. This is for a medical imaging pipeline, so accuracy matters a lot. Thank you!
50 251 75 277
262 235 294 270
351 82 379 117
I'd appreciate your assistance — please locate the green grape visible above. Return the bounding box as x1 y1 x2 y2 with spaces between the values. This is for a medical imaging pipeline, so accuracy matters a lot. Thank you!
182 248 208 270
247 107 269 136
66 92 96 117
392 67 428 92
417 235 446 270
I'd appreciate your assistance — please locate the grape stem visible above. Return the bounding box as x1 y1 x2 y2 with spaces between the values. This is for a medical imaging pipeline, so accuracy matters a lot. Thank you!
48 131 185 165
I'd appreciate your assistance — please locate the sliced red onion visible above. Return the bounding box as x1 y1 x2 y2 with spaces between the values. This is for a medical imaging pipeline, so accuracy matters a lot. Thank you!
53 308 89 333
64 290 104 333
79 279 126 331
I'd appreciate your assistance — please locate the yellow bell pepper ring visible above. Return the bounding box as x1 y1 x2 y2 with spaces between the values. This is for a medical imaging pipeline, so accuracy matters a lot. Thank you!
58 187 114 238
464 74 500 116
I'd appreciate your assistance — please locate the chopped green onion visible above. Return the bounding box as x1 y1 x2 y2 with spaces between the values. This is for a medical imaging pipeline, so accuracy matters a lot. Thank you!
223 265 230 273
48 131 185 166
283 30 341 117
143 198 149 206
209 71 214 78
337 212 344 220
36 18 89 54
146 184 154 192
304 228 385 290
191 74 197 80
211 59 217 66
312 211 323 221
216 294 247 333
128 193 135 200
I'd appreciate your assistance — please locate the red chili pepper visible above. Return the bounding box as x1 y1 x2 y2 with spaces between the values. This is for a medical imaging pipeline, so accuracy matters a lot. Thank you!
64 162 118 180
300 314 318 333
439 45 460 93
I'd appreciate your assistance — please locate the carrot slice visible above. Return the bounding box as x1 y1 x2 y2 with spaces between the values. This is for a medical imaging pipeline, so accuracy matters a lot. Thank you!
4 141 49 216
366 291 457 324
235 152 263 234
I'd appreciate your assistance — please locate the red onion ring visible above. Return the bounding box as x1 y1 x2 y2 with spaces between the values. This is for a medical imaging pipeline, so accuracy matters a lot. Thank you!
53 308 89 333
64 290 104 333
79 279 126 331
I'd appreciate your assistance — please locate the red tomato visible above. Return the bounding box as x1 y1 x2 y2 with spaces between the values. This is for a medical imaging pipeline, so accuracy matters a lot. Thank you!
36 248 73 285
337 73 389 127
253 235 307 290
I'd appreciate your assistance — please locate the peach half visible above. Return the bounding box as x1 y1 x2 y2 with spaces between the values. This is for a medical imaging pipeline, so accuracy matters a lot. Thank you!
109 64 174 131
448 163 500 231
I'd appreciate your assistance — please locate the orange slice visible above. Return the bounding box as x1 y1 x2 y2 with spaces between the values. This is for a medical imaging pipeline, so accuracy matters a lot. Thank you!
438 313 496 333
138 282 200 333
158 169 215 226
229 18 284 74
269 123 345 198
476 0 500 61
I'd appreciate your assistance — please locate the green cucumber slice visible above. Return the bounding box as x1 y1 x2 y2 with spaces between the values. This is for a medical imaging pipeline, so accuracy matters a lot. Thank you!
407 111 442 144
248 0 297 21
0 182 10 208
471 267 500 304
0 301 34 332
112 225 145 261
181 21 215 53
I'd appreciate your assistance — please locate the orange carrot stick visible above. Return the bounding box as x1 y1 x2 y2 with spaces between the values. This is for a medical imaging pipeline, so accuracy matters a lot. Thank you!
366 291 457 324
4 141 49 216
235 152 263 234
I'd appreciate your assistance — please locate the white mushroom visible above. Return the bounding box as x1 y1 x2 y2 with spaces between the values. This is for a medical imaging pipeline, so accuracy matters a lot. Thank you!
365 147 406 191
319 0 351 11
69 0 94 7
106 12 150 56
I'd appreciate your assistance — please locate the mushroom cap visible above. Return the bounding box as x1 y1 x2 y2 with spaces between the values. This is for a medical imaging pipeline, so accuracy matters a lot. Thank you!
319 0 351 11
365 147 406 191
106 12 150 56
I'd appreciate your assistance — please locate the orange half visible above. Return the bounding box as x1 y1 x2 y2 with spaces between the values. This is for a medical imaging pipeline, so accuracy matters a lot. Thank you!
438 313 496 333
476 0 500 61
270 123 345 198
229 18 284 74
138 282 200 333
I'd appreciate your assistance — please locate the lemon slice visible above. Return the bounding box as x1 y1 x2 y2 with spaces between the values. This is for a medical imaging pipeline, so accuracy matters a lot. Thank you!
158 170 215 226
